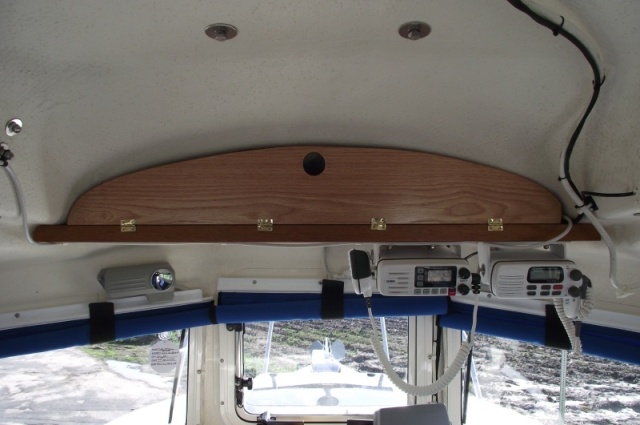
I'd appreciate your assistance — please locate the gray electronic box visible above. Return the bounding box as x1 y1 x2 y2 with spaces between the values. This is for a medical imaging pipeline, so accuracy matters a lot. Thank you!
374 403 451 425
98 263 175 303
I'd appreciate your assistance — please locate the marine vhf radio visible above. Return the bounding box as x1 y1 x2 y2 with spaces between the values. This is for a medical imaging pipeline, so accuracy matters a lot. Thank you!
478 243 587 318
350 245 479 298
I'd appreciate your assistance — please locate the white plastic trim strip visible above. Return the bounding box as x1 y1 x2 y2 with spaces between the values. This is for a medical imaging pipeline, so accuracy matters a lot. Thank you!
217 278 357 294
0 289 207 331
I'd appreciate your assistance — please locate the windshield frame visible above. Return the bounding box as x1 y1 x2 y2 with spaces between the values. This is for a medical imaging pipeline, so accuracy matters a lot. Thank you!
230 316 429 423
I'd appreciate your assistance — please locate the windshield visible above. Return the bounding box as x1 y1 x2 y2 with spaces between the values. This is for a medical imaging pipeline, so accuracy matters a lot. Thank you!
0 331 189 425
466 334 640 424
241 318 408 417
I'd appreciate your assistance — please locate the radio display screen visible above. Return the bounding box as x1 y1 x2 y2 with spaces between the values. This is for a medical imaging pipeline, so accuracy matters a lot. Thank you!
527 267 564 283
415 266 456 287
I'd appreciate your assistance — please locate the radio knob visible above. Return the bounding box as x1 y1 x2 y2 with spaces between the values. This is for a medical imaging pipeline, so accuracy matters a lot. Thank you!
568 286 581 298
458 267 471 280
457 284 470 296
569 269 583 281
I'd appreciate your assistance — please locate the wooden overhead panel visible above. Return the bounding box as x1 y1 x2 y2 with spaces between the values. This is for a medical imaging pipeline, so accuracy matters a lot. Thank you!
34 146 594 243
66 146 561 226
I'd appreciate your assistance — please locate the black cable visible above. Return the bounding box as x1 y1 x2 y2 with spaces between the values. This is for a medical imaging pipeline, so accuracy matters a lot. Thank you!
464 252 478 261
434 325 443 382
582 190 636 198
462 348 474 424
507 0 605 206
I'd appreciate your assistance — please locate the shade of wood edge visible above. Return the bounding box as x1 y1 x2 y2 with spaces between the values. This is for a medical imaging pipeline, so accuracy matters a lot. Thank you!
67 146 561 226
33 223 599 244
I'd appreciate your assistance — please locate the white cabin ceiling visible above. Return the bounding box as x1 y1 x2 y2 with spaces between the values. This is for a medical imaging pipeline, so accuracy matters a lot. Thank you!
0 1 638 315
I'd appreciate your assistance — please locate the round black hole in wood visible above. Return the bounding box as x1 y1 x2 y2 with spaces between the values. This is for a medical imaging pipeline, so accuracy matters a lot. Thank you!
303 152 325 176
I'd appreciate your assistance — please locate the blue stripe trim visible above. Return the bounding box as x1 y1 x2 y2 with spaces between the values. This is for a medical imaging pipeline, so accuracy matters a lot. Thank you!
215 292 449 323
0 319 90 358
439 303 640 365
581 323 640 365
438 302 546 345
0 302 215 359
0 294 447 358
114 301 214 338
2 293 637 366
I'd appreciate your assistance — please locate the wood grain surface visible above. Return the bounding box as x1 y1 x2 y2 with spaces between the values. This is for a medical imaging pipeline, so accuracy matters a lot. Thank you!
67 146 561 226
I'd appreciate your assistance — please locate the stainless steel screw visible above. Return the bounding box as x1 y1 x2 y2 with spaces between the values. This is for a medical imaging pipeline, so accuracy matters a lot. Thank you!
5 119 22 136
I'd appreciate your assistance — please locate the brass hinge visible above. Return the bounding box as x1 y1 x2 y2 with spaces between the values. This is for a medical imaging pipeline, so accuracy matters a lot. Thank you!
488 218 504 231
257 218 274 232
371 218 387 231
120 219 137 232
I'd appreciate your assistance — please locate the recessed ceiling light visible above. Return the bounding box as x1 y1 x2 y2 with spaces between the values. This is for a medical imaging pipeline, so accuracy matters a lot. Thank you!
398 21 431 41
205 23 238 42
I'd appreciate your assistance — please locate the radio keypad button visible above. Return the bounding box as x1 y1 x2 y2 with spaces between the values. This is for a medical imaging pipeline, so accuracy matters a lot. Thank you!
526 291 536 296
414 289 422 295
527 285 536 290
540 291 550 296
541 285 551 290
553 284 563 290
552 291 561 296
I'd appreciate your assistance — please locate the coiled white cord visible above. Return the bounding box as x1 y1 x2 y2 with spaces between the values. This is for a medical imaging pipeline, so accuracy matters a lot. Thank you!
553 284 594 354
554 298 582 354
576 282 595 321
367 295 480 397
2 164 38 245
